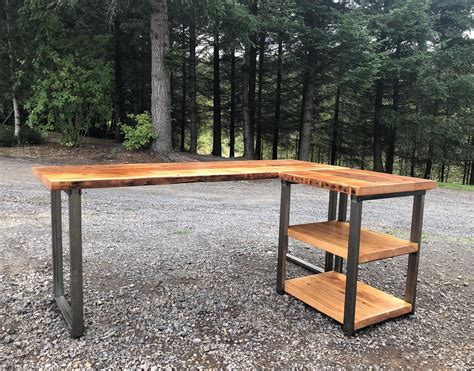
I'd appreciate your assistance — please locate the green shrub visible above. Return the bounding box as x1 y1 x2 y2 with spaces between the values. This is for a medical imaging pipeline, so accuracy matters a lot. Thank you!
0 125 43 147
26 53 113 147
122 112 156 151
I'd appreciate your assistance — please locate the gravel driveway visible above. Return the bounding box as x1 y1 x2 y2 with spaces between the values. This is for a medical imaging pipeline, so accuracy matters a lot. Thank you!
0 156 472 368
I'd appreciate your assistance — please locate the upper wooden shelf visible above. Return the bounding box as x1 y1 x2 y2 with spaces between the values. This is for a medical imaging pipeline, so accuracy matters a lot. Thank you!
32 160 340 191
288 221 418 263
279 168 437 196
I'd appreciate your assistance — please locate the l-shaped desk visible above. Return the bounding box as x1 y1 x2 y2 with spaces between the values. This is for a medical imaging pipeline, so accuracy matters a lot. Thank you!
32 160 437 337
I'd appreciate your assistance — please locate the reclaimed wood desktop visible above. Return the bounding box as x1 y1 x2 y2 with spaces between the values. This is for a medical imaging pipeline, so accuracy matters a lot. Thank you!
32 160 436 337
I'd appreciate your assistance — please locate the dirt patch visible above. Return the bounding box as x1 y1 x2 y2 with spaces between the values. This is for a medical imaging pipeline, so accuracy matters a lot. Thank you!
0 133 232 165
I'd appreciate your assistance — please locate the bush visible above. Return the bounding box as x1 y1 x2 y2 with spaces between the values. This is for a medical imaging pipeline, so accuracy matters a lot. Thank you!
0 125 43 147
122 112 156 151
26 53 113 147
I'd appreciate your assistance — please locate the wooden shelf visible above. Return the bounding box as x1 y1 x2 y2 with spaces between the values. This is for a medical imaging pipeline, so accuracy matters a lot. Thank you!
285 272 412 330
288 221 417 263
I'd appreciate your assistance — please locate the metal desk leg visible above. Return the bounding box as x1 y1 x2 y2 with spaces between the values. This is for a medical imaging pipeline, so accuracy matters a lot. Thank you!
334 193 348 273
277 181 291 294
325 191 338 271
405 192 425 314
343 196 362 335
51 191 64 297
68 189 84 337
51 189 84 338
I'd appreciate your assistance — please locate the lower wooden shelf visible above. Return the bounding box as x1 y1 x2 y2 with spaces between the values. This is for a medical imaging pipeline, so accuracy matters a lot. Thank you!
285 271 412 330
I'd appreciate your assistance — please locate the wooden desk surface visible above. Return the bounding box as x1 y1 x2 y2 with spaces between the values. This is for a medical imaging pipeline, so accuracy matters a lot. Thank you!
32 160 338 190
33 160 436 195
279 168 437 196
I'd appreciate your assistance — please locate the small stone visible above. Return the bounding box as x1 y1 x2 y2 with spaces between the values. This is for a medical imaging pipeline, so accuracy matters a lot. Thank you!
12 293 23 300
192 338 202 344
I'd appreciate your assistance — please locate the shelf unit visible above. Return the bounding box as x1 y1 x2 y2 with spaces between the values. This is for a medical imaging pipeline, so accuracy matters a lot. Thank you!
275 168 435 335
284 220 415 330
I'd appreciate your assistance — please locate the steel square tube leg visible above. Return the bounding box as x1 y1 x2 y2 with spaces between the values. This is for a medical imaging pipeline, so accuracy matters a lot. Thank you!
51 190 64 297
405 193 425 314
334 193 348 273
68 189 84 337
277 181 291 294
325 191 338 271
343 196 363 335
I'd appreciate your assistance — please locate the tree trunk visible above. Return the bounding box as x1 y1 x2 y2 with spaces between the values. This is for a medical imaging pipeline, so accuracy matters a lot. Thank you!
242 48 254 159
6 0 20 139
469 160 474 185
132 51 139 114
255 33 265 160
468 136 473 185
13 93 20 138
439 162 445 182
385 78 399 173
410 145 416 177
188 17 198 154
248 3 258 156
180 25 186 152
169 69 176 149
272 37 283 160
330 86 341 165
229 49 236 158
424 140 433 179
424 159 433 179
212 31 222 157
462 161 468 185
298 49 316 161
373 79 385 172
150 0 172 155
113 17 125 142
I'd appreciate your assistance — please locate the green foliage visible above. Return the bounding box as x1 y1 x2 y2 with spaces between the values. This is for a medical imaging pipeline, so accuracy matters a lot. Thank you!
21 0 113 147
26 54 113 147
122 112 156 151
0 0 472 184
0 125 43 147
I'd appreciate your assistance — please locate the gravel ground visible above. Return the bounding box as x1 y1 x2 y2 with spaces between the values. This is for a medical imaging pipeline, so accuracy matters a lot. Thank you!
0 156 472 368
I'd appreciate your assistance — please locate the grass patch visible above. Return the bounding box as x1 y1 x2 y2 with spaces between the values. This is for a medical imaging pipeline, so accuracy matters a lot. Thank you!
175 228 191 236
438 182 474 192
